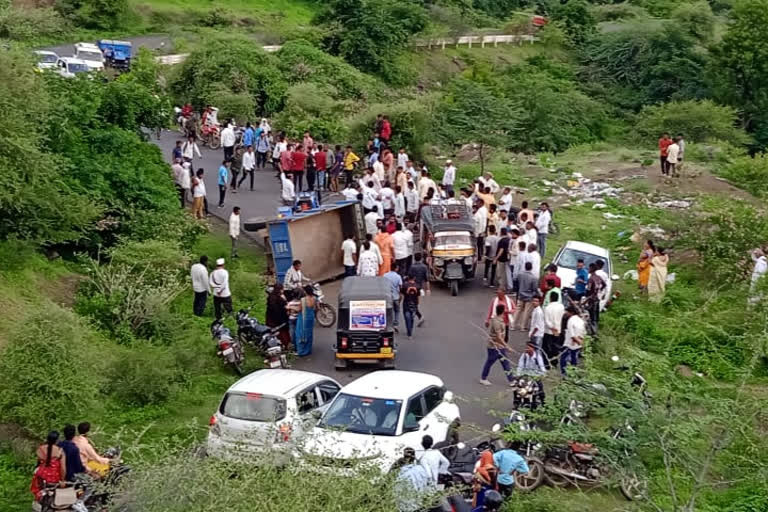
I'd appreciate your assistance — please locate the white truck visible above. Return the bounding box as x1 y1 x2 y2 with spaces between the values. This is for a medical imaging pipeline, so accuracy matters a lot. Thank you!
73 42 104 71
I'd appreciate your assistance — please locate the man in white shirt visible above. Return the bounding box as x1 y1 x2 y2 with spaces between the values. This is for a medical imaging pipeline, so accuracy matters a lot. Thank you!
365 206 381 236
272 136 287 172
750 248 767 304
397 148 409 171
418 170 437 201
442 160 456 194
527 243 541 279
280 171 295 204
474 204 488 263
517 341 547 376
405 161 419 184
209 258 232 319
561 306 586 375
535 203 551 258
528 296 545 347
229 206 241 259
221 123 236 162
666 140 680 177
361 181 379 212
404 181 419 221
190 255 210 316
394 186 406 220
182 136 202 163
595 260 609 304
284 259 307 291
192 168 207 219
498 187 513 214
341 182 359 201
379 183 396 215
419 435 450 485
341 236 357 277
240 146 256 191
171 159 187 209
392 222 413 276
479 172 500 194
542 290 564 369
373 159 385 183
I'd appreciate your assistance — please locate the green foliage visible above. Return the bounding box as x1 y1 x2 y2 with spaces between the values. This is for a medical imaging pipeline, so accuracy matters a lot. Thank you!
582 24 710 110
173 38 287 116
549 0 597 46
0 51 99 245
718 154 768 197
106 344 181 406
712 0 768 148
0 6 70 41
0 308 109 435
200 6 234 27
635 100 750 145
55 0 129 29
275 40 381 100
591 2 649 22
315 0 428 80
671 0 716 42
273 83 350 141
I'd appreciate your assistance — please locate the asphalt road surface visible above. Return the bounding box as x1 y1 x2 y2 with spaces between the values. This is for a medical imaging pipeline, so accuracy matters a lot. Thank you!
153 129 530 430
41 35 173 58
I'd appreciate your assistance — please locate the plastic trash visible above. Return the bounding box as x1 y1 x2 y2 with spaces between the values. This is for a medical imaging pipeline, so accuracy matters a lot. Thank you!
623 270 638 280
666 273 676 283
592 203 608 209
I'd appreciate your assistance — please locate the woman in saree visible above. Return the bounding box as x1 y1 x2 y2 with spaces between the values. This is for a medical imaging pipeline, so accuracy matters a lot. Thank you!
648 247 669 303
472 449 498 508
636 240 655 290
294 284 317 357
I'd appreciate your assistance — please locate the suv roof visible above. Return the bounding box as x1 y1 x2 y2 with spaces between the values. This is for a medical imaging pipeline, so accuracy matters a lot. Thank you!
228 369 330 397
75 42 100 48
563 240 610 259
341 371 444 400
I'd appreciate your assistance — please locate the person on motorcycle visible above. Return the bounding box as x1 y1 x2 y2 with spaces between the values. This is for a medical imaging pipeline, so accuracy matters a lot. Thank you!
284 259 309 291
201 105 219 135
30 431 66 502
59 424 88 482
73 422 111 478
472 490 503 512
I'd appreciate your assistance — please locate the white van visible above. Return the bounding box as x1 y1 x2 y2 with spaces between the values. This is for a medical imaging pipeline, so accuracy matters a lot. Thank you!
74 42 104 71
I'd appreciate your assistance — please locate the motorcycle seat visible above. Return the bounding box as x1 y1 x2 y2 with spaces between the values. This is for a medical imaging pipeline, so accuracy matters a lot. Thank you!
569 441 598 454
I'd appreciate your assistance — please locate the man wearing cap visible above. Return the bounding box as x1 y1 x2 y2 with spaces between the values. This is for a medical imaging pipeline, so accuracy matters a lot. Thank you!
209 258 232 319
442 159 456 195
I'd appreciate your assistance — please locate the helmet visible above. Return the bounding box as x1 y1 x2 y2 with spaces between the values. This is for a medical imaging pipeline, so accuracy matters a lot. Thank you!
484 490 504 511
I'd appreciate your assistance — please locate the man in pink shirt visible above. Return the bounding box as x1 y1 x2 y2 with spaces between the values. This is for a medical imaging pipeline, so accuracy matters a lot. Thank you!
485 288 517 343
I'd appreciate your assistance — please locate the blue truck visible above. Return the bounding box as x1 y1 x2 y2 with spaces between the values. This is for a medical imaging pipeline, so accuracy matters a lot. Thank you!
97 40 132 70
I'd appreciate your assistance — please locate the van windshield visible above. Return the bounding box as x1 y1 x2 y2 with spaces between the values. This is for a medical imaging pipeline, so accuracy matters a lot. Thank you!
78 51 102 61
434 233 472 249
220 392 286 422
318 393 402 436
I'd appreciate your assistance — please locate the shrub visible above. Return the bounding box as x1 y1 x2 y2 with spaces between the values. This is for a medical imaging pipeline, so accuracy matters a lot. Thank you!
550 0 597 46
204 85 257 124
55 0 129 30
106 344 180 406
0 6 70 41
273 83 350 141
718 154 768 197
120 210 206 251
0 308 110 435
200 7 234 27
671 1 715 42
592 3 649 22
635 100 749 146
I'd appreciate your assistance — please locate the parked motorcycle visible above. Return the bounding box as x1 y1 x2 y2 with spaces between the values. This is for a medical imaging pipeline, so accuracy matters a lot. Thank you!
564 290 597 337
236 307 289 369
211 319 245 375
509 376 545 412
310 282 337 328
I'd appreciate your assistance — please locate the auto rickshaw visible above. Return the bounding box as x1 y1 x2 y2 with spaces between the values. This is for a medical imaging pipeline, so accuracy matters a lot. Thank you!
335 277 396 370
419 204 477 296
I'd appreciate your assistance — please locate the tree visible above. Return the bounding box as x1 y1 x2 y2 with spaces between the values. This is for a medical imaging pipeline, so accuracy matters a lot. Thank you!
55 0 128 30
437 79 518 172
549 0 597 47
635 100 750 146
712 0 768 148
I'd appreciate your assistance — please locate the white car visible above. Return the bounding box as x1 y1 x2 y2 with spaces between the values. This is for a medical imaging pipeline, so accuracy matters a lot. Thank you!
74 42 104 71
302 371 461 472
55 57 90 78
34 50 59 70
552 240 616 309
206 369 341 460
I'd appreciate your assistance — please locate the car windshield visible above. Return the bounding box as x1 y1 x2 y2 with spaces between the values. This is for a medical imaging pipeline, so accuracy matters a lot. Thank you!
318 393 402 436
68 63 90 73
220 392 286 422
556 248 607 270
434 234 472 248
39 54 57 63
78 51 102 61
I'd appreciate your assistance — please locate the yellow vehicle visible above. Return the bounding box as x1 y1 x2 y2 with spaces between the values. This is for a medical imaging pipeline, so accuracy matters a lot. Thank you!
419 204 477 296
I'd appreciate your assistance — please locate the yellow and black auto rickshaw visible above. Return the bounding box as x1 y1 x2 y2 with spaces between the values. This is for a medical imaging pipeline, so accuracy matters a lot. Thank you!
419 204 477 296
335 277 396 370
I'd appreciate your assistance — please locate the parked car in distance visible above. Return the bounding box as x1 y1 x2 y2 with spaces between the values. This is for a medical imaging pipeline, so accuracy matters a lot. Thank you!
34 50 59 70
56 57 90 78
74 42 104 71
302 371 460 473
552 240 617 310
206 369 341 460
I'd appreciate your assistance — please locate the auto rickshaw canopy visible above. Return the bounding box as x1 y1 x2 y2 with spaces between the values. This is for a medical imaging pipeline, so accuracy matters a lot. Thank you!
338 277 394 307
420 204 474 233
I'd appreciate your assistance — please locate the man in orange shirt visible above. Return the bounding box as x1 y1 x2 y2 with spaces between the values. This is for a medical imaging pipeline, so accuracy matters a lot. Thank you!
374 226 394 275
658 132 672 176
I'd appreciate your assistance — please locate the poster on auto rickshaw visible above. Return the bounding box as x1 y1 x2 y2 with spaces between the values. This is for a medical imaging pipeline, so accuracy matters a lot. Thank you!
349 300 387 330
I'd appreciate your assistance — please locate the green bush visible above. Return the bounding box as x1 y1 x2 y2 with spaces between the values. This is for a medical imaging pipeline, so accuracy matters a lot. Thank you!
0 308 110 435
0 6 70 41
109 240 189 280
550 0 597 46
55 0 129 30
203 85 256 124
592 2 649 21
671 0 715 42
106 344 180 406
200 7 234 27
635 100 750 146
718 154 768 197
120 210 206 251
273 83 350 141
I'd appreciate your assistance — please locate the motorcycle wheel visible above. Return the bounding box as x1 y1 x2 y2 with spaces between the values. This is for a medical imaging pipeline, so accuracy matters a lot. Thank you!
517 459 545 492
450 280 459 297
544 461 573 488
209 134 221 150
315 303 337 328
620 473 647 501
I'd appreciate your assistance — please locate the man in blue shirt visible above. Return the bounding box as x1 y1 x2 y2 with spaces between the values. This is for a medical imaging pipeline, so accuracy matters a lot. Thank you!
242 122 254 148
573 258 588 300
59 424 86 481
217 160 230 208
383 263 403 332
493 442 529 496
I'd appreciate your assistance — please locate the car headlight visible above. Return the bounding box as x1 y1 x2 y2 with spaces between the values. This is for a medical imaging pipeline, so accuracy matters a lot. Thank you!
434 258 444 266
463 256 473 265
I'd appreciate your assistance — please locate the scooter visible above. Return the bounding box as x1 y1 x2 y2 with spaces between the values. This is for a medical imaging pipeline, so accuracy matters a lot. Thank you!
211 319 245 375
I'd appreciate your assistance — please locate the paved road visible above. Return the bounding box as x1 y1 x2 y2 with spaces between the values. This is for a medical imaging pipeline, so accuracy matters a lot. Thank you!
41 35 173 58
154 129 529 430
